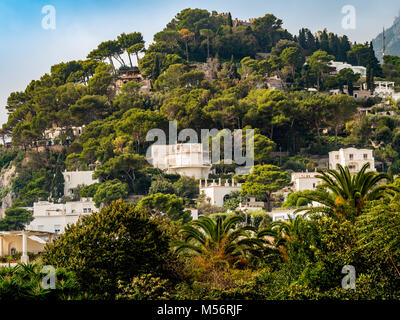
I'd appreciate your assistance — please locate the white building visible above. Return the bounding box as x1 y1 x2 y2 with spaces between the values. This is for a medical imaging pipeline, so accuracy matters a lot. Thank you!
329 148 375 173
185 208 199 220
374 81 400 101
328 61 367 77
291 171 322 192
238 197 265 212
63 170 99 196
199 179 241 208
149 143 211 180
44 126 85 146
26 198 97 234
266 76 285 90
271 209 298 222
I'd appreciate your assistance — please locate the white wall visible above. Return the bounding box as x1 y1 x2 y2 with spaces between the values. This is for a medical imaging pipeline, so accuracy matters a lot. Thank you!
63 171 99 196
291 172 322 192
272 209 301 222
200 184 242 207
295 177 322 191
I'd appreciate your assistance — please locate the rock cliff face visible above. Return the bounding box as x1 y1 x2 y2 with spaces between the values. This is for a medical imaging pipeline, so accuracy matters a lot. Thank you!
372 15 400 62
0 165 16 218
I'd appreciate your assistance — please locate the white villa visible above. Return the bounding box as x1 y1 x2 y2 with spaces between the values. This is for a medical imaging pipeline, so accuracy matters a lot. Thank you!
63 170 99 196
328 61 367 77
26 198 97 234
329 147 375 173
199 179 241 208
291 171 322 192
148 143 211 180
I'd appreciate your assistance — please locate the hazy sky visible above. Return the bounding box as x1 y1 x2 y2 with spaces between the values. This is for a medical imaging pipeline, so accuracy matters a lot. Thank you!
0 0 399 126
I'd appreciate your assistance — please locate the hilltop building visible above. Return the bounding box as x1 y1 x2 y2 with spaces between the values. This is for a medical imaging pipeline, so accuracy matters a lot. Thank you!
115 68 151 94
148 143 211 180
232 18 255 29
329 148 375 173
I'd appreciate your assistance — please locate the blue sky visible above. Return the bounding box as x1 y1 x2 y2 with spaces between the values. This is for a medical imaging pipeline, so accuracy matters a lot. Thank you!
0 0 399 125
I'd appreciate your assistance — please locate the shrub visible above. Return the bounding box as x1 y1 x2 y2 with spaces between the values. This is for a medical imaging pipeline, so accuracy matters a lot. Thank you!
42 199 171 298
116 274 170 300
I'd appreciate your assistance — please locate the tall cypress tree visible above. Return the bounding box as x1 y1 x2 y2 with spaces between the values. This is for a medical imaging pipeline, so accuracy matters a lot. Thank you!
367 42 382 77
51 166 65 200
152 54 161 81
227 13 233 27
366 66 376 93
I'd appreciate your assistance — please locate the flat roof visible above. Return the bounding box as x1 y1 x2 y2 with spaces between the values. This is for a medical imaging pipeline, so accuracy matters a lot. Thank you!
0 230 54 236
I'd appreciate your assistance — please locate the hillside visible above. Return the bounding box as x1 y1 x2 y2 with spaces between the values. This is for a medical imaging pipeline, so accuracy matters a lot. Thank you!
0 8 389 212
372 15 400 62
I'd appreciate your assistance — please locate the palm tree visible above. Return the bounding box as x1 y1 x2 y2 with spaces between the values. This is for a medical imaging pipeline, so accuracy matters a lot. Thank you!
173 215 261 267
299 163 398 221
258 215 317 262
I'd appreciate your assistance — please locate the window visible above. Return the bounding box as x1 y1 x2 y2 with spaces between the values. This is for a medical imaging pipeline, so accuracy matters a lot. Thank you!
83 208 87 213
349 165 356 170
335 155 339 160
364 154 368 159
54 225 62 234
349 154 354 160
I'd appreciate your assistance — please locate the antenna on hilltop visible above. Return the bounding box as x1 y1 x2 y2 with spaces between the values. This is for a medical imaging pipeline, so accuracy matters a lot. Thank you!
382 26 386 58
